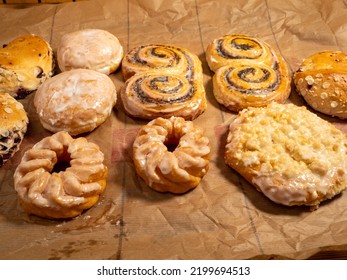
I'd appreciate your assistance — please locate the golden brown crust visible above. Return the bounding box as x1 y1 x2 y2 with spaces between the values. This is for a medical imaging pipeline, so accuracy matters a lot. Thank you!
294 51 347 119
225 102 347 209
0 93 28 166
13 131 108 219
133 116 210 193
121 44 207 120
0 34 54 99
206 34 291 112
34 69 117 136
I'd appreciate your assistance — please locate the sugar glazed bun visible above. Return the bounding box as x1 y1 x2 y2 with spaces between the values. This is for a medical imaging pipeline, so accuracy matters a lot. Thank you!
57 29 124 75
34 69 116 136
121 44 207 120
206 34 291 112
294 50 347 119
0 34 54 99
13 131 108 219
0 93 28 166
225 102 347 210
133 116 210 193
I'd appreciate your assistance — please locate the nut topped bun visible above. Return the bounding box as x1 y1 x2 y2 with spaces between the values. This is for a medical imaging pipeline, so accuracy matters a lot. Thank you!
57 29 124 75
0 93 28 166
0 34 54 99
294 50 347 119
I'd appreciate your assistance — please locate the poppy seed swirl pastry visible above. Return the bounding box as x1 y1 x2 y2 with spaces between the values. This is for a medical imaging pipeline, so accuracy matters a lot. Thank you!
133 116 210 193
0 93 28 166
225 102 347 210
206 34 291 112
34 69 117 136
57 29 124 75
13 131 108 219
121 44 207 120
0 34 54 99
294 50 347 119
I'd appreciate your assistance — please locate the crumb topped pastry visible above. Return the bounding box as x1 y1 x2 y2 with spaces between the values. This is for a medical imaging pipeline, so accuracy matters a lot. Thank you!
294 50 347 119
225 102 347 209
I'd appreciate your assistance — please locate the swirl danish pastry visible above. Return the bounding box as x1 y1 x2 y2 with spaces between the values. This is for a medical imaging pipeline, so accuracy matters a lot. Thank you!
34 69 117 136
294 50 347 119
206 34 291 112
13 131 108 219
0 34 54 99
133 116 210 193
225 102 347 209
0 93 28 166
121 44 206 120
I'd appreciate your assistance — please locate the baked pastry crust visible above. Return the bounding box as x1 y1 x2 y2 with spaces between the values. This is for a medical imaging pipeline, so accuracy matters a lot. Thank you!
57 29 123 75
13 131 108 219
294 50 347 119
133 116 210 193
225 102 347 209
121 44 206 120
206 34 291 112
34 69 117 136
0 93 28 166
0 34 54 99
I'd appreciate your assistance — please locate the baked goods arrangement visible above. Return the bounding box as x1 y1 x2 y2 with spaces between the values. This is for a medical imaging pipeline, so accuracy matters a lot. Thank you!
0 93 29 167
294 50 347 119
120 44 207 120
57 29 124 75
225 102 347 210
0 34 54 99
206 34 291 112
132 116 210 193
1 28 347 219
13 131 108 219
34 69 117 136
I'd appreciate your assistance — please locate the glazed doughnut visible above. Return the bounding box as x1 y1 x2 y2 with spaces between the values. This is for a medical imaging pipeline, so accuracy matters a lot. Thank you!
0 93 28 166
13 131 108 219
133 116 210 193
0 34 54 99
34 69 117 136
57 29 123 75
206 34 291 112
121 44 206 120
225 102 347 209
294 50 347 119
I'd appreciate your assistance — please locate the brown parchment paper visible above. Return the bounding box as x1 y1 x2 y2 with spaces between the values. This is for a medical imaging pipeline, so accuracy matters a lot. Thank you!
1 0 347 260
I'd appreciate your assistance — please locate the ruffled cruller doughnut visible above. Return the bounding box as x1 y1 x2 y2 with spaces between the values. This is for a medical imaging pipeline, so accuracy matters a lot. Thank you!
225 102 347 210
121 44 207 120
13 131 108 219
133 116 210 193
206 34 291 112
0 34 54 99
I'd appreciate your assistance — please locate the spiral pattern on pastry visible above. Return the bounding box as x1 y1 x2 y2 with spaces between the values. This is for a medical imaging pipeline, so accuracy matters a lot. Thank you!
121 44 206 120
13 131 108 219
133 116 210 193
206 34 291 112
